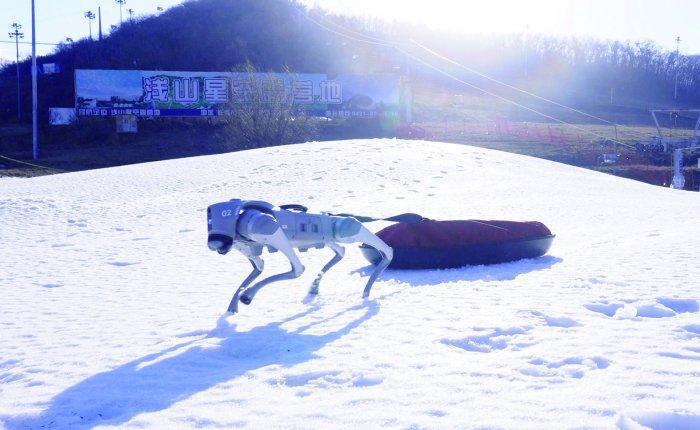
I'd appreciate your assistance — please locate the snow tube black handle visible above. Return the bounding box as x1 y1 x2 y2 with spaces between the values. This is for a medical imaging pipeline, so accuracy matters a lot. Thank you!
280 204 308 213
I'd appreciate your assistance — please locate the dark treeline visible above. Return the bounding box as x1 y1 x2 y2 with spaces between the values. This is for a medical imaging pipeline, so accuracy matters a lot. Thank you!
1 0 698 122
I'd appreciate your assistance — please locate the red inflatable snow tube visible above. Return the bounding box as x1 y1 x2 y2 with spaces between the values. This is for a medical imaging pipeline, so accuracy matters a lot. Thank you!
360 220 555 270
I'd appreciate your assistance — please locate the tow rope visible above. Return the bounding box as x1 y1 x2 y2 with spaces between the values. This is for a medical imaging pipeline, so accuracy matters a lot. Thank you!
279 204 508 231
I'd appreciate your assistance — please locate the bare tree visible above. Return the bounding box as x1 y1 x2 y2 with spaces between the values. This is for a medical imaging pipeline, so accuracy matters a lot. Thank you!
223 64 318 149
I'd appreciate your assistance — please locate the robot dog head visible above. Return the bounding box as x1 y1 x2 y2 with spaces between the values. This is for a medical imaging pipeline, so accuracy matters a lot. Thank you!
207 200 245 254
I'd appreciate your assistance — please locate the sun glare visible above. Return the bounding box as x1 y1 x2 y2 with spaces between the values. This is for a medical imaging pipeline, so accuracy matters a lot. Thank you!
311 0 574 35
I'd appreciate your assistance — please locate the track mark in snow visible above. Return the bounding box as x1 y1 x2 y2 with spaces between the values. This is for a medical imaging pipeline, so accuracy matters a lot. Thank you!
275 370 383 389
521 356 610 379
67 219 87 228
51 243 73 248
618 412 700 430
584 302 623 317
0 372 23 383
108 261 139 267
682 324 700 336
528 311 580 328
42 283 61 289
442 326 533 353
657 351 700 361
585 298 698 319
542 315 580 328
583 277 627 287
656 297 699 314
633 303 676 318
278 370 341 387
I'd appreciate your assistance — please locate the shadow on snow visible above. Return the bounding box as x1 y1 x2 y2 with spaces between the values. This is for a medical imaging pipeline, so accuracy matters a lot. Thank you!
6 301 379 429
352 255 563 286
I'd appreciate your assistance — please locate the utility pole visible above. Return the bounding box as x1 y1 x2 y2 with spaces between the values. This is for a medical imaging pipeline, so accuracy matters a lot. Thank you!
116 0 126 25
85 11 95 40
9 23 24 121
98 7 103 41
31 0 39 160
128 8 134 22
674 36 681 101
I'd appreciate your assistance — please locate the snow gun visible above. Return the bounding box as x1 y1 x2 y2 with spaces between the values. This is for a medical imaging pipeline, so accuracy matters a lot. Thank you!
207 199 404 314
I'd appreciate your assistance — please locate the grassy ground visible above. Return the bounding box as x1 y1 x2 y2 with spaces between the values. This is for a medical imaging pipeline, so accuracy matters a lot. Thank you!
411 86 699 190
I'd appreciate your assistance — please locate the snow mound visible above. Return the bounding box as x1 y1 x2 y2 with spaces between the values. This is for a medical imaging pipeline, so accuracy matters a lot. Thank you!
1 139 699 428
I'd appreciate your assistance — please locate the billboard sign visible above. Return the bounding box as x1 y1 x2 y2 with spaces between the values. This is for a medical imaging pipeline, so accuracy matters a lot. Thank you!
75 69 400 118
40 63 62 75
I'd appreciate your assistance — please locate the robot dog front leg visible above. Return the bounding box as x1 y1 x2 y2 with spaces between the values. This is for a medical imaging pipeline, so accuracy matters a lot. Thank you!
227 252 263 314
235 209 305 306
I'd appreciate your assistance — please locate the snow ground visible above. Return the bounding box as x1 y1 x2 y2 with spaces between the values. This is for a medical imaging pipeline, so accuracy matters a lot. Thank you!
0 139 698 429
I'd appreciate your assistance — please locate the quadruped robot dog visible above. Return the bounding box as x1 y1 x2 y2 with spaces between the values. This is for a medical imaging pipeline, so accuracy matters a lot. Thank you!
207 199 394 314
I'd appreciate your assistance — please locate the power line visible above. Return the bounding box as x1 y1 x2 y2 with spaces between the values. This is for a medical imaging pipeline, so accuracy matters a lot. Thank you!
0 154 68 173
310 12 396 45
401 49 635 148
0 40 60 46
303 12 396 48
316 11 649 143
410 39 656 141
301 11 635 148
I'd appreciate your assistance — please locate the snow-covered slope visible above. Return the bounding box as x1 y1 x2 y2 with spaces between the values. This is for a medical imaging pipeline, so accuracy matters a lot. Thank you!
1 139 698 429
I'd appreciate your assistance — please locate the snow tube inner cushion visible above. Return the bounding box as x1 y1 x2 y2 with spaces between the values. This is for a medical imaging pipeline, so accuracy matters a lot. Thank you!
378 220 551 247
361 220 554 270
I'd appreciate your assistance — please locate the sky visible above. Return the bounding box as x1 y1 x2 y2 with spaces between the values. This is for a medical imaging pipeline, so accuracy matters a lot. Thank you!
0 0 186 63
306 0 700 53
2 0 700 64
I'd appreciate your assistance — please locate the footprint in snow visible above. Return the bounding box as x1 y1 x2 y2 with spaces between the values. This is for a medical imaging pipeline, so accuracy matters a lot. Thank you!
682 324 700 337
108 261 139 267
51 243 74 248
273 370 383 389
528 310 580 328
657 297 699 314
657 349 700 361
69 221 88 228
585 298 698 319
584 302 623 317
441 326 534 353
521 356 610 379
620 412 700 430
